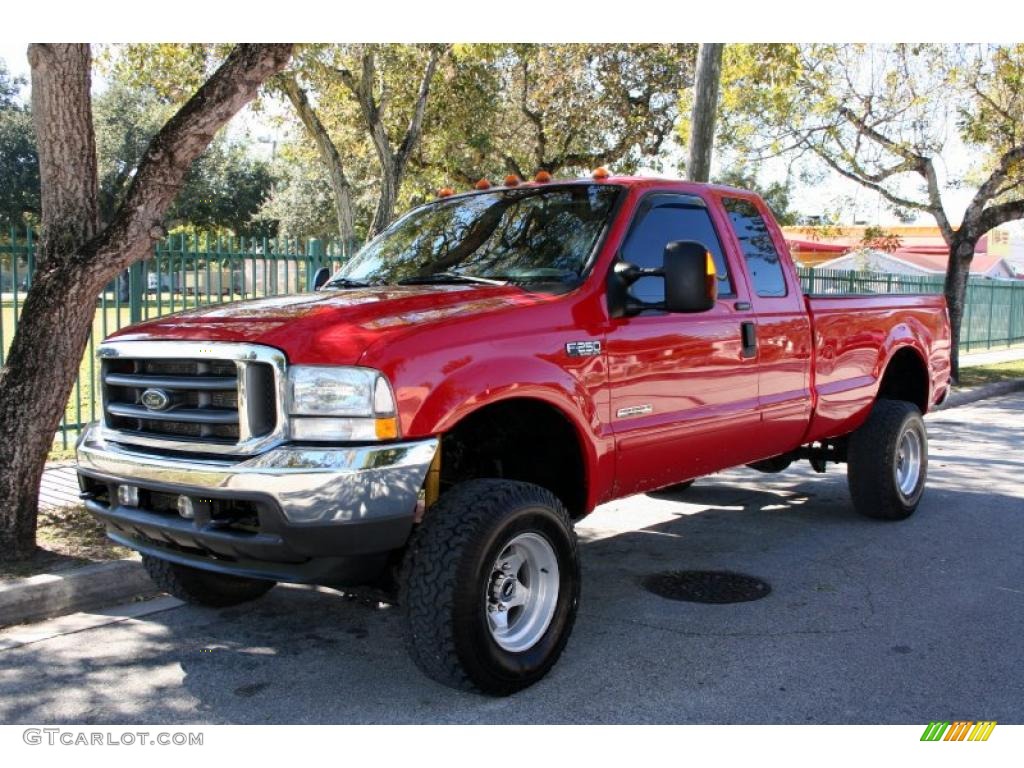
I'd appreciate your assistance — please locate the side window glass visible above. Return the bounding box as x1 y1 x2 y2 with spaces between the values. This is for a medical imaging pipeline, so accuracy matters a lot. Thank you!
620 200 733 304
723 197 787 297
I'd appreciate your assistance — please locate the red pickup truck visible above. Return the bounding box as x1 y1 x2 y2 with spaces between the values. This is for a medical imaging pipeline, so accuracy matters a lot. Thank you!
77 176 951 695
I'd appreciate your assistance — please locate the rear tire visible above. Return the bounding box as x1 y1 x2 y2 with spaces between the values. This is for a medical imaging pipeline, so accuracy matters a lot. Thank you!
401 479 580 696
847 399 928 520
141 555 276 607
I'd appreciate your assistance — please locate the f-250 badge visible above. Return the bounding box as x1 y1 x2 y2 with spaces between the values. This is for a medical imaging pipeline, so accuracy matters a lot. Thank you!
566 340 601 357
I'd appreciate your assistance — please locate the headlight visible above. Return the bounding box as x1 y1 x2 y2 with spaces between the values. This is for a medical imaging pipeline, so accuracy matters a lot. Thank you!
287 366 399 442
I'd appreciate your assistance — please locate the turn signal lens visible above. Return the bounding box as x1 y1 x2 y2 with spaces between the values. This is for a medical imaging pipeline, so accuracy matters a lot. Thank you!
375 417 399 440
706 251 719 301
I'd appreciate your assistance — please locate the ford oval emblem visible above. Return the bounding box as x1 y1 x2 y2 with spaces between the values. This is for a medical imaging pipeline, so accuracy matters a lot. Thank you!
140 388 172 411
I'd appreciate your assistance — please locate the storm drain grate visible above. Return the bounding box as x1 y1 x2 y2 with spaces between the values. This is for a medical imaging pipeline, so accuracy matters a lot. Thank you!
641 570 771 604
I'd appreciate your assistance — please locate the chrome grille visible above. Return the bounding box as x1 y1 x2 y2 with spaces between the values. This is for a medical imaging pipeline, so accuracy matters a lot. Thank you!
98 342 286 455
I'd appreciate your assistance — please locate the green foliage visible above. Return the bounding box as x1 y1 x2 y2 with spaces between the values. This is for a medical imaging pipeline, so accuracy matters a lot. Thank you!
713 164 799 225
0 59 39 228
96 43 230 104
255 138 351 241
93 68 276 236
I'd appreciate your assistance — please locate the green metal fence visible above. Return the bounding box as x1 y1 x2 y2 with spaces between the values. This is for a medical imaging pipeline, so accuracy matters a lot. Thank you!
3 227 1024 450
797 267 1024 352
1 227 358 449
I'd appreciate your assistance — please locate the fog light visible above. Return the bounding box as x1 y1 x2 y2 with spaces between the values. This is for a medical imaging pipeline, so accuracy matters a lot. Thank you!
118 485 140 507
177 495 195 519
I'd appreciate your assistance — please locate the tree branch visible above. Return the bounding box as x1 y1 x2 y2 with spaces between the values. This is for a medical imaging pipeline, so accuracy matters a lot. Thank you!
86 44 294 271
397 44 448 166
978 198 1024 235
803 140 929 214
968 144 1024 217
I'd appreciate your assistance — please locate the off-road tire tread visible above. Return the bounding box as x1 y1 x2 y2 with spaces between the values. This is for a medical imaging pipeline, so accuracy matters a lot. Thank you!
400 478 577 695
141 554 276 607
847 399 926 521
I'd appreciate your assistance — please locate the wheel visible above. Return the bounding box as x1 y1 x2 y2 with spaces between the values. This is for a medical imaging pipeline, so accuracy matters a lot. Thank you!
847 399 928 520
141 554 276 607
400 479 580 695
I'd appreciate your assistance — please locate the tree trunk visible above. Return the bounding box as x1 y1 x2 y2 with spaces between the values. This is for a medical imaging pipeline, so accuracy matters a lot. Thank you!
0 43 293 561
370 159 399 238
0 45 98 560
687 43 724 183
280 76 357 244
943 235 977 382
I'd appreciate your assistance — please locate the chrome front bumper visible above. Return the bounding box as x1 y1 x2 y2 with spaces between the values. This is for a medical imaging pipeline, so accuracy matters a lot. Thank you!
77 422 437 525
76 423 438 583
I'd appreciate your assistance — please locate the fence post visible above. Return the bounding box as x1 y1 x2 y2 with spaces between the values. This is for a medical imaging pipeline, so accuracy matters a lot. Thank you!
308 238 324 291
128 260 144 325
1010 285 1019 345
987 281 996 349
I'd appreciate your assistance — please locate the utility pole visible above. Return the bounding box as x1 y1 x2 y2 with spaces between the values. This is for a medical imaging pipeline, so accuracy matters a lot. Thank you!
687 43 725 183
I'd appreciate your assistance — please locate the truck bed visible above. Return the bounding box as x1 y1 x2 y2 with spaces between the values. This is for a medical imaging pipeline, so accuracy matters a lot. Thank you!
803 293 951 443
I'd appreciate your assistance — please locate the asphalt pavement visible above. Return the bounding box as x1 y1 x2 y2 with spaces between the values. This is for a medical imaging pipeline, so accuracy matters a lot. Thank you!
1 392 1022 724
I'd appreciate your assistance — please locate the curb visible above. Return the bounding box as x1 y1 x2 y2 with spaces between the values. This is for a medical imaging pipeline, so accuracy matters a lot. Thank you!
0 559 158 629
936 377 1024 411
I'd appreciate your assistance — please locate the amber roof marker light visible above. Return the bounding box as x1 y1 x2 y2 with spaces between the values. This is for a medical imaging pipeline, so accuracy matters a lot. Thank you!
437 186 456 198
474 178 492 190
534 170 552 183
592 167 610 180
504 174 521 187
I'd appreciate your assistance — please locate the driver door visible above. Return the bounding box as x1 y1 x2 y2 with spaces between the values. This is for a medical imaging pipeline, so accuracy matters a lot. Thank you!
605 193 762 497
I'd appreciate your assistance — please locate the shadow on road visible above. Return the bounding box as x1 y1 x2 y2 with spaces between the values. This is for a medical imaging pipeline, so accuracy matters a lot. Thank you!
2 451 1021 723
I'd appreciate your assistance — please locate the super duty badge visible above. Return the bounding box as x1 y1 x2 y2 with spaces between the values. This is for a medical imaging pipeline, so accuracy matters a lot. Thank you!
566 340 601 357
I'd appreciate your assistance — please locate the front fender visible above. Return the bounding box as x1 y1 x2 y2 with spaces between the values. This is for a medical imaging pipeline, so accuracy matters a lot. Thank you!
405 355 614 511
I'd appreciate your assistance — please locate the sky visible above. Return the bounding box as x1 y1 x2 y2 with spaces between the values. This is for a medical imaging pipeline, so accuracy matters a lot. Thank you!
0 41 1008 232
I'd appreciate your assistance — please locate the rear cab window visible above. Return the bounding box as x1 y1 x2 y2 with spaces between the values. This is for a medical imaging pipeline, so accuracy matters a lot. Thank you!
722 197 788 298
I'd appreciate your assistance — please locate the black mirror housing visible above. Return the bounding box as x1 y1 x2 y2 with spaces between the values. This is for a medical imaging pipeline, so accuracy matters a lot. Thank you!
312 267 331 291
663 240 717 313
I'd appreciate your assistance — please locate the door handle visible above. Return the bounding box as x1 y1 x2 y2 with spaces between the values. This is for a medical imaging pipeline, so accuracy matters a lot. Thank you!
741 321 757 358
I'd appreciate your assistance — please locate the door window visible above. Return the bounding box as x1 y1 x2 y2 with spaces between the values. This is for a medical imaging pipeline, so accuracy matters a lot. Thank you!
620 197 733 304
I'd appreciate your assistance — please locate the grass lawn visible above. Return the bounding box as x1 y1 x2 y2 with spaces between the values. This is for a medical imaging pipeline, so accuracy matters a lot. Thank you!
957 359 1024 387
2 295 202 451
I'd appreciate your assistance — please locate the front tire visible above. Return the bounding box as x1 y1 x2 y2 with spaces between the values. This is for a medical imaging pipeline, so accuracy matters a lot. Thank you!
847 399 928 520
401 479 580 695
141 555 276 607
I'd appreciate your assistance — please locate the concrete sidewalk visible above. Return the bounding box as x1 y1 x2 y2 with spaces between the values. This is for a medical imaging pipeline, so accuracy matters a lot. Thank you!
960 344 1024 367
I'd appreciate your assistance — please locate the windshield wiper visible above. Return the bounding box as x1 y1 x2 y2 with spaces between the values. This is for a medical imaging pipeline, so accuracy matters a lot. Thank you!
321 277 376 289
398 272 508 287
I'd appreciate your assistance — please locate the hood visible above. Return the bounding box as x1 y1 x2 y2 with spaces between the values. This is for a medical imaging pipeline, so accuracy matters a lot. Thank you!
109 284 551 365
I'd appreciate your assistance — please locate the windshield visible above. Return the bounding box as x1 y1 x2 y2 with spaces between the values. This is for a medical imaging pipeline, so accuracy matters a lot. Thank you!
327 184 621 287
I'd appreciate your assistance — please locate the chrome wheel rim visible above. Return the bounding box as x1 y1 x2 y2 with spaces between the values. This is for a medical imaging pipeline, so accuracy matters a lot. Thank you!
895 428 923 498
485 532 560 653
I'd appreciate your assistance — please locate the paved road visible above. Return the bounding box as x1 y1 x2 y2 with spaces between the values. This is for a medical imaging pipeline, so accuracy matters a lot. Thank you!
2 394 1022 724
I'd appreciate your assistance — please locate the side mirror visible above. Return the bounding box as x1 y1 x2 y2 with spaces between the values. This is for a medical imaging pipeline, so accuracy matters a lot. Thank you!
312 267 331 291
663 240 717 313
